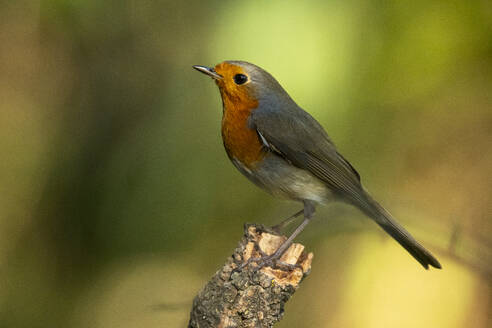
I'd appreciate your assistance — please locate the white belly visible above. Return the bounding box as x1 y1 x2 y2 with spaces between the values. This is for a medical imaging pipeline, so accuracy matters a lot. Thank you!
231 154 333 204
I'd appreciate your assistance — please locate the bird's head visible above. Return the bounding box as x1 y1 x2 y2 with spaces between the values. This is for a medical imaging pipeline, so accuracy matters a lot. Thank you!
193 61 291 111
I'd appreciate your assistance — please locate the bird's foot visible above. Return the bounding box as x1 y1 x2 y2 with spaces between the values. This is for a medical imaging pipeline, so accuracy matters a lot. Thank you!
232 240 302 274
233 253 302 274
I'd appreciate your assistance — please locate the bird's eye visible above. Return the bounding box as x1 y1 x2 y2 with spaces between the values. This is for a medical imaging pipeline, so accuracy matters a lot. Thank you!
233 74 248 85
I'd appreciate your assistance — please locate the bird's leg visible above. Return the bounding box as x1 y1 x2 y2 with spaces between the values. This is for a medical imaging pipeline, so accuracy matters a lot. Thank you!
236 201 315 272
270 209 304 234
242 209 303 261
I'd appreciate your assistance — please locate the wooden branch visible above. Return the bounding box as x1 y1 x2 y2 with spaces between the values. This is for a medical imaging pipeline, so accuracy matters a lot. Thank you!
188 224 313 328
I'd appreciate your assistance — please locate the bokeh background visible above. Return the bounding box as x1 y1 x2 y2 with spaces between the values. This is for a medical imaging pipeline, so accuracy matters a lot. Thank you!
1 0 491 327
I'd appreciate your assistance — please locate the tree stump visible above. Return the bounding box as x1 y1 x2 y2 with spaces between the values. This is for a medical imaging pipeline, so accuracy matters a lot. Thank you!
188 224 313 328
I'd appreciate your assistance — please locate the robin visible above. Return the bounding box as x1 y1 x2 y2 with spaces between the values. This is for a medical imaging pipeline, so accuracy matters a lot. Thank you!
193 61 441 270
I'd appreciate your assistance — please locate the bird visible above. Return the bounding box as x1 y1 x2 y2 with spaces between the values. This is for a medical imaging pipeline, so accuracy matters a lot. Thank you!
193 60 441 270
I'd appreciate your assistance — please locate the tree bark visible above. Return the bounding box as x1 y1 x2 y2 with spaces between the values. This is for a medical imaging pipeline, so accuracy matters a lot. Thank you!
188 224 313 328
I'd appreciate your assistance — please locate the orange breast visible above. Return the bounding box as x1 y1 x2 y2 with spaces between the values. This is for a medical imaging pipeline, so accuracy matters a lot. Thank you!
220 92 265 168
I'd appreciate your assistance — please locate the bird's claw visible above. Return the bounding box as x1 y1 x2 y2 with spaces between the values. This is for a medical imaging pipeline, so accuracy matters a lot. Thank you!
232 252 302 274
231 225 302 275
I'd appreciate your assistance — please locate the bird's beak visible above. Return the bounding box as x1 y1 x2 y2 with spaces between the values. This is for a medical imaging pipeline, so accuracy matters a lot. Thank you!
192 65 223 80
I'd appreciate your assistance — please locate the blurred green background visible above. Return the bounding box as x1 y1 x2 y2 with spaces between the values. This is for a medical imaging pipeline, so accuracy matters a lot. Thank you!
0 0 491 327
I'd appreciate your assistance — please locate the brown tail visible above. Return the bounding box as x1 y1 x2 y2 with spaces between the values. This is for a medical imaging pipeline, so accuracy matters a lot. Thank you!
354 192 441 269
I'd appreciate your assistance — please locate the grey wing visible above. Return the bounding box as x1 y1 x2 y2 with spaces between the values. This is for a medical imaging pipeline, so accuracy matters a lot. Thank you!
252 107 442 269
250 107 365 204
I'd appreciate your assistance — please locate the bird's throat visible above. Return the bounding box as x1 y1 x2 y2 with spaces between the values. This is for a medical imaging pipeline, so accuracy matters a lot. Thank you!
220 92 265 168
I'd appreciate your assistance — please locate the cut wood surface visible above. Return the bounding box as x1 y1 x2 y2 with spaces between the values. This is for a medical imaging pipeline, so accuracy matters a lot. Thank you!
188 224 313 328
